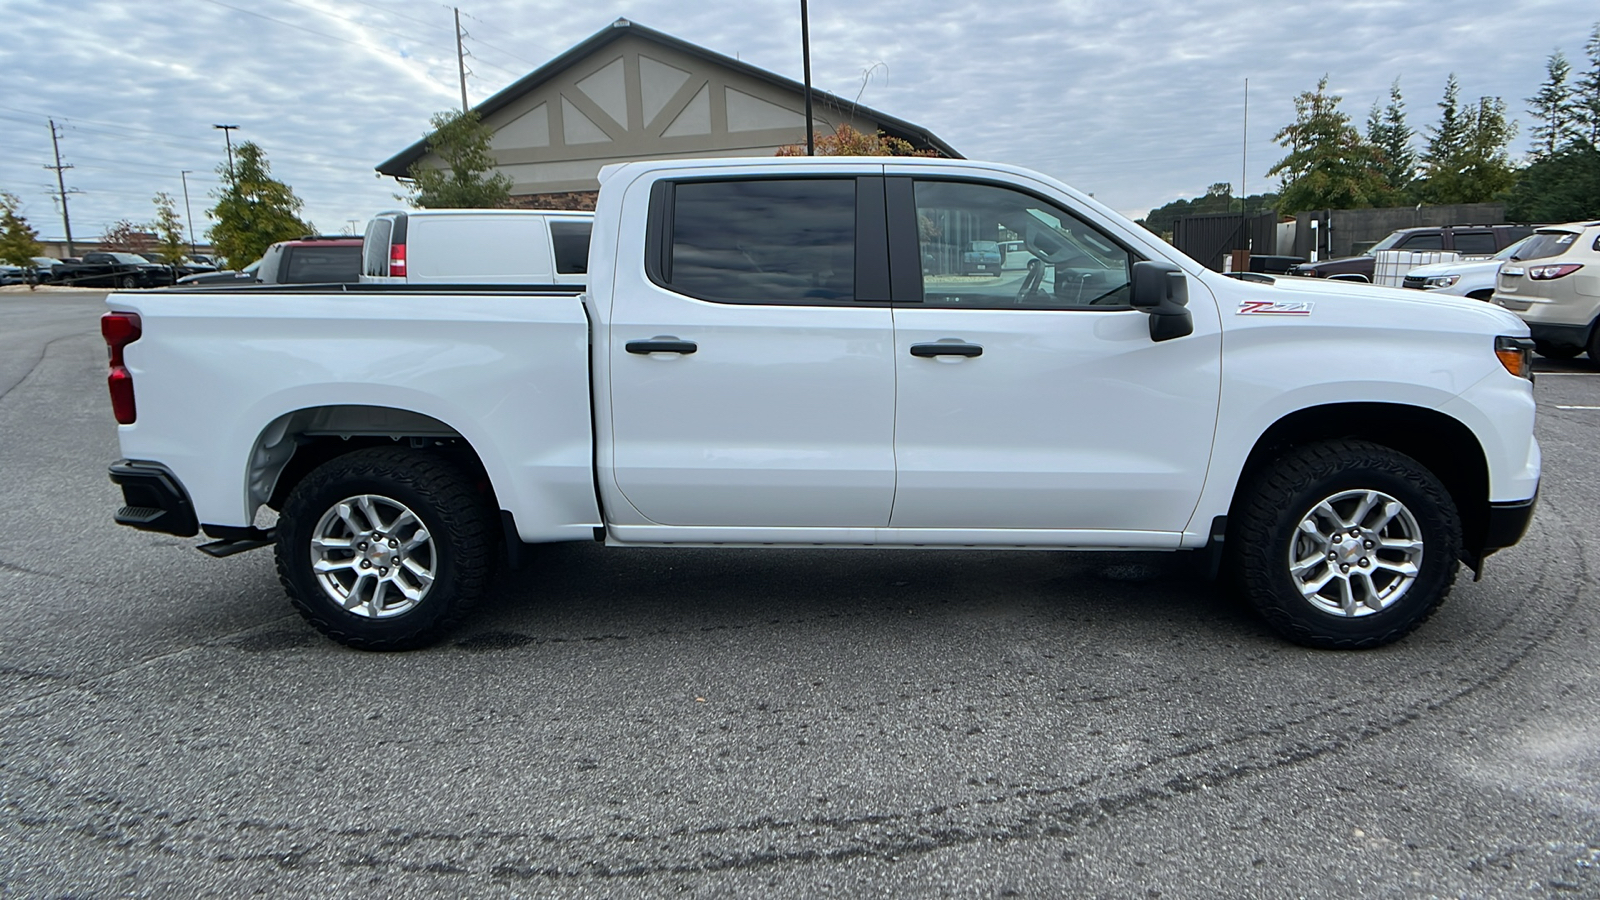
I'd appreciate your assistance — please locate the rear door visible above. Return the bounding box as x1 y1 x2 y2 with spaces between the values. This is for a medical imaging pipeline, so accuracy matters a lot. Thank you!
606 173 897 527
883 171 1221 538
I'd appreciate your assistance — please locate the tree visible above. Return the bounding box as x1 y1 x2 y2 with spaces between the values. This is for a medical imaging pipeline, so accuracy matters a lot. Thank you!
1137 187 1279 238
0 192 43 267
1366 79 1416 194
1528 51 1578 158
404 110 513 208
151 192 187 264
1507 144 1600 222
775 123 937 157
1420 76 1517 204
1574 24 1600 148
208 141 311 268
99 220 153 254
1268 76 1391 214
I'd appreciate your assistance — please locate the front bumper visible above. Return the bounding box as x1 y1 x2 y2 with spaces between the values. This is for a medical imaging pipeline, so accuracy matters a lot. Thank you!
1483 493 1538 556
109 461 198 537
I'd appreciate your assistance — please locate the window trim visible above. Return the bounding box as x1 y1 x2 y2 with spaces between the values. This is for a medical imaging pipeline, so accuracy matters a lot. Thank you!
643 174 891 307
887 175 1146 311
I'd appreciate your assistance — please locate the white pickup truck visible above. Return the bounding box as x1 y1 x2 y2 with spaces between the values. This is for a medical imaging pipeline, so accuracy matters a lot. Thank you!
102 157 1541 651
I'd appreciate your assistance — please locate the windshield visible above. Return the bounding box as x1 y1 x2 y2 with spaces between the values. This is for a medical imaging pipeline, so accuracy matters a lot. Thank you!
1365 233 1406 255
109 252 150 264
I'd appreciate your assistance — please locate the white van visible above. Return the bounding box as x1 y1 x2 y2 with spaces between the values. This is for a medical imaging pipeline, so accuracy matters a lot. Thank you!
360 209 594 285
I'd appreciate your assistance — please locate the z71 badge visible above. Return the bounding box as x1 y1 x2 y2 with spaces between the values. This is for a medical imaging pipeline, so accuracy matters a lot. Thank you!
1237 299 1314 316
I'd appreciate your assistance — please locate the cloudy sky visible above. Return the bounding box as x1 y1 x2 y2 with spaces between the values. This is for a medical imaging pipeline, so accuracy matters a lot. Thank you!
2 0 1594 247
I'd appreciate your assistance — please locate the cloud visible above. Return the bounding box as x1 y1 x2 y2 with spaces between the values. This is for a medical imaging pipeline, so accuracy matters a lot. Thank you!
0 0 1592 243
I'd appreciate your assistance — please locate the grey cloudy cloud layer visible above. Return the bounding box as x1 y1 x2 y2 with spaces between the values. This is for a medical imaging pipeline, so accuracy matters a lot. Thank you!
1 0 1592 244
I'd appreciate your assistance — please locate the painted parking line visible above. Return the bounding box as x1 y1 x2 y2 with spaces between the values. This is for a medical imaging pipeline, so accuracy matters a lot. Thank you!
1554 405 1600 410
1536 372 1600 376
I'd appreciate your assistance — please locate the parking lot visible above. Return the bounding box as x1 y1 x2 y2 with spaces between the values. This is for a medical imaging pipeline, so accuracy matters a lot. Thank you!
3 288 1599 897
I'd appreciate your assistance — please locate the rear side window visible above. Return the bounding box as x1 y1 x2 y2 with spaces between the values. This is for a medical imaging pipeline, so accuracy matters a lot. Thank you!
658 179 856 304
551 220 591 275
1515 232 1580 260
1397 234 1444 251
284 246 362 283
363 218 392 277
1452 232 1497 256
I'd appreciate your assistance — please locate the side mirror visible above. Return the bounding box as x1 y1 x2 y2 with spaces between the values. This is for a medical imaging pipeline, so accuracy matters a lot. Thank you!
1129 261 1194 343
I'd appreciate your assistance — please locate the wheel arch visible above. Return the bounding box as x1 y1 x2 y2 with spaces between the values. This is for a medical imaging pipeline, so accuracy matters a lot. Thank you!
1230 402 1491 568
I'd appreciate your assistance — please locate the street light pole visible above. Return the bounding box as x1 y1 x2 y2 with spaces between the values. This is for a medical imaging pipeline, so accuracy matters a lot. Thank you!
800 0 815 155
179 170 197 257
213 124 239 181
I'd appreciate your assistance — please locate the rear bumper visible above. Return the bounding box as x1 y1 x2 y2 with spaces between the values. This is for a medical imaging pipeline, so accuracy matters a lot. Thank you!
109 461 198 537
1526 321 1593 348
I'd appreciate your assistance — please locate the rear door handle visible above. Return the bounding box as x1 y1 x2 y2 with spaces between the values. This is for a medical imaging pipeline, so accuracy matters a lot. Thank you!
909 341 983 358
626 339 698 355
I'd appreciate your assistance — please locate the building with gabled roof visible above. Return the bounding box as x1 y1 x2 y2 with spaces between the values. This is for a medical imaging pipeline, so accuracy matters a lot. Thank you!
376 18 959 209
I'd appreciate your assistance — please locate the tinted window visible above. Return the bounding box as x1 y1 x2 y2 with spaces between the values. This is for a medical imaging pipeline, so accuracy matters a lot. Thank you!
1397 234 1443 251
1452 232 1497 255
666 179 855 303
283 246 361 283
362 218 392 277
1515 232 1580 261
551 220 591 275
913 180 1135 309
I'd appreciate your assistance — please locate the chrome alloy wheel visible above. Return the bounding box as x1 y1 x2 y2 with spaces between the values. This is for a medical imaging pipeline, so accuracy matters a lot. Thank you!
310 494 436 618
1288 489 1424 617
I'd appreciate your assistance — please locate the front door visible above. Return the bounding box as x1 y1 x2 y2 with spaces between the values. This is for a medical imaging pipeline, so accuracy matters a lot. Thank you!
885 175 1221 538
607 175 897 528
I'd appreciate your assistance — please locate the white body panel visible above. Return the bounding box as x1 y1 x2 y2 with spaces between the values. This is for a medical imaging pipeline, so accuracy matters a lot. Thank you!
361 209 591 286
112 156 1540 556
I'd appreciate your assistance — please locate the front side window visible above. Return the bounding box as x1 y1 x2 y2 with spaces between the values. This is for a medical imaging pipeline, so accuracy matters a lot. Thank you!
1397 234 1444 251
912 180 1135 309
663 179 856 304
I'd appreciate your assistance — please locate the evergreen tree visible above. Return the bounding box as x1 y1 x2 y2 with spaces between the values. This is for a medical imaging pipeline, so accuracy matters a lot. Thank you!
1506 144 1600 222
1366 79 1416 194
1420 76 1517 203
208 141 312 268
1268 76 1391 214
151 192 187 265
0 192 43 267
1528 51 1577 158
1575 24 1600 148
405 110 513 208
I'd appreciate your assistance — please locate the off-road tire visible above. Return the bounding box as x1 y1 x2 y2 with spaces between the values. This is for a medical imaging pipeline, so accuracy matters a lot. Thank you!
1230 440 1461 650
276 447 493 650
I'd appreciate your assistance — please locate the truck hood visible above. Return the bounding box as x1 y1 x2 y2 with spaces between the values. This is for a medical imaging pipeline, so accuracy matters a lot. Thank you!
1219 271 1528 336
1404 258 1502 278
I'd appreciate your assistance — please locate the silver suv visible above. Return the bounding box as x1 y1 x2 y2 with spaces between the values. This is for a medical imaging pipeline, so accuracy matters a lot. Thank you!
1491 221 1600 363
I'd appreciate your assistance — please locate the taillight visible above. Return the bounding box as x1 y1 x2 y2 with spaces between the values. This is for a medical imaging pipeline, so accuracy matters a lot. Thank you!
388 242 407 277
1528 263 1582 280
101 311 141 424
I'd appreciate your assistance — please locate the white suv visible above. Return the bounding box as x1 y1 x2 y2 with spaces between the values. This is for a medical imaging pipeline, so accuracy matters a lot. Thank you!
1491 221 1600 362
1402 237 1529 300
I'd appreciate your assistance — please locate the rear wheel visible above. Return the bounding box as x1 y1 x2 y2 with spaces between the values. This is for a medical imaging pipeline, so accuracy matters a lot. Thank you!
1231 440 1461 649
275 447 493 650
119 275 137 289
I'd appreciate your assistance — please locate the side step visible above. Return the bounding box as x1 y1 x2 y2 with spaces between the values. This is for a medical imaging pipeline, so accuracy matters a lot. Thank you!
197 525 276 558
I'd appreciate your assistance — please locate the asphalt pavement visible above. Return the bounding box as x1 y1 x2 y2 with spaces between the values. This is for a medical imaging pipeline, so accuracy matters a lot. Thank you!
2 288 1598 897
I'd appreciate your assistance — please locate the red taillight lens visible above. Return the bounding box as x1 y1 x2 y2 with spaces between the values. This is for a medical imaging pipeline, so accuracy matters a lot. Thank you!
388 243 407 277
101 311 141 424
1528 263 1582 280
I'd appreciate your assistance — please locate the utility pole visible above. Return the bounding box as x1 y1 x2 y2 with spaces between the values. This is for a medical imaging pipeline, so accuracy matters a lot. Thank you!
454 8 470 114
1240 78 1249 216
45 118 76 257
800 0 814 155
213 124 239 182
180 170 198 257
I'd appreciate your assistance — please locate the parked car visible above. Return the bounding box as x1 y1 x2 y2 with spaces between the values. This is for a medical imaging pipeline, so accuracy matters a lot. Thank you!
257 235 362 284
176 259 259 287
1288 224 1533 281
26 256 64 284
361 209 592 284
102 155 1538 654
0 265 26 286
1400 237 1530 300
1490 221 1600 362
961 240 1003 275
52 252 175 288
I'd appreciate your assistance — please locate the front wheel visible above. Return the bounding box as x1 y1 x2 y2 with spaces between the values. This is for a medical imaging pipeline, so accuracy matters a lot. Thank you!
119 275 137 289
276 448 493 650
1230 440 1461 649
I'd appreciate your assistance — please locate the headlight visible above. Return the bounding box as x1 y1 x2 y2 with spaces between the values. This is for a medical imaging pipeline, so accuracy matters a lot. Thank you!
1424 275 1460 288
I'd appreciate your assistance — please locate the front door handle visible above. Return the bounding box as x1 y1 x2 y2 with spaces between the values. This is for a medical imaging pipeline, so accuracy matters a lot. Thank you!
626 339 698 355
909 341 983 358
